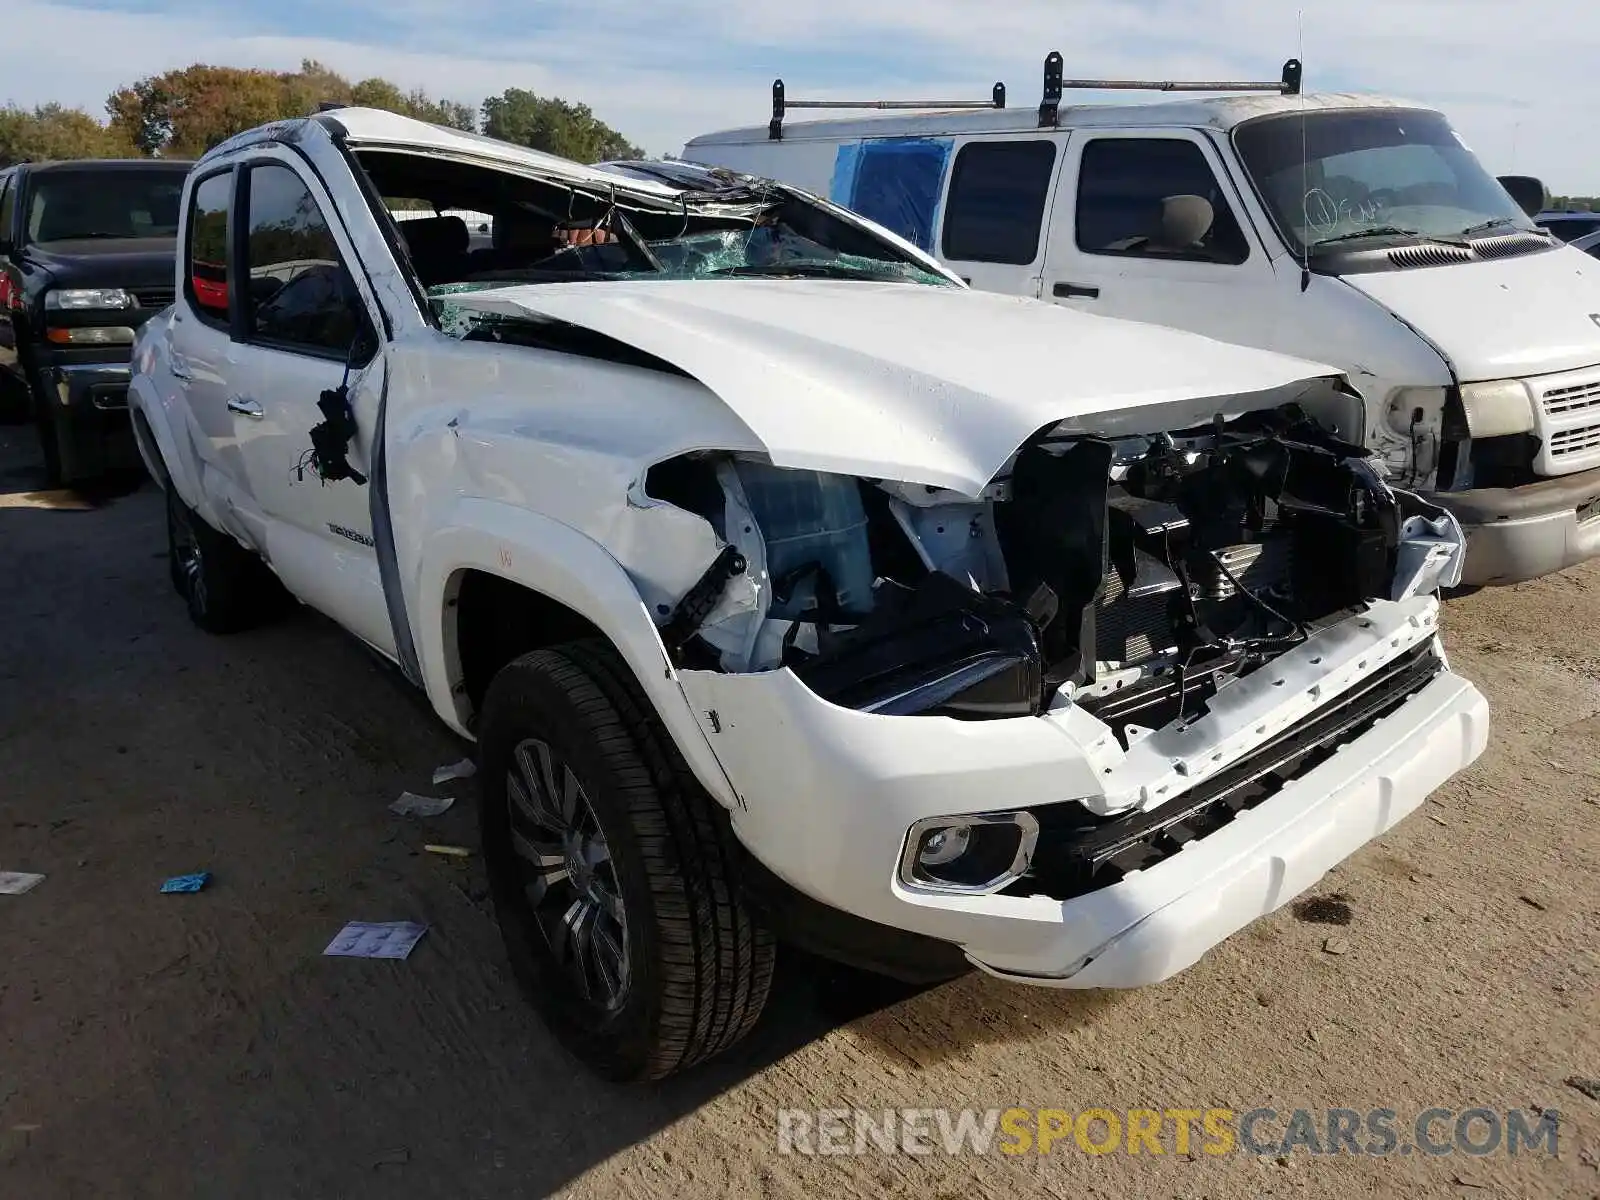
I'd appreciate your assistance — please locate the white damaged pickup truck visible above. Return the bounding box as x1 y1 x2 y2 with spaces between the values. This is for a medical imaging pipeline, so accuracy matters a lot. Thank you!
129 108 1488 1081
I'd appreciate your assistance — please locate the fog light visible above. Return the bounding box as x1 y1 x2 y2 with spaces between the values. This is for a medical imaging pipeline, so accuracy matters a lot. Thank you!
917 824 973 867
900 812 1039 895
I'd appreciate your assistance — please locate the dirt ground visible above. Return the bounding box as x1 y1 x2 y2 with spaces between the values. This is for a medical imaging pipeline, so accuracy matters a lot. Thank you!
1 420 1596 1200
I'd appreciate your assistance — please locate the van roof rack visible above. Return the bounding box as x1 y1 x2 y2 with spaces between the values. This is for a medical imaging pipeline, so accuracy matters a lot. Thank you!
768 50 1302 139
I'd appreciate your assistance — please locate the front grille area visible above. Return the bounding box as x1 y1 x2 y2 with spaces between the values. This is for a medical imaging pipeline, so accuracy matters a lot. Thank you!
1542 378 1600 418
134 287 175 310
1010 641 1443 902
1550 422 1600 458
1532 367 1600 473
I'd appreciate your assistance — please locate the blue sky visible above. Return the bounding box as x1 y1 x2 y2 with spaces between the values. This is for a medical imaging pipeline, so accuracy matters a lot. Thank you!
5 0 1599 191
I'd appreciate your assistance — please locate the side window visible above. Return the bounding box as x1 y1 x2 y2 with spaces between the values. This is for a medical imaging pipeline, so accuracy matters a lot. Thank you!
0 175 15 244
244 163 362 357
847 139 952 252
185 171 232 323
941 141 1057 265
1076 138 1250 264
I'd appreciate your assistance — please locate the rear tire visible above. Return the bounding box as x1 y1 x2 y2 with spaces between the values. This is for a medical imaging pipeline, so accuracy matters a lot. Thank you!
165 487 288 634
478 640 774 1081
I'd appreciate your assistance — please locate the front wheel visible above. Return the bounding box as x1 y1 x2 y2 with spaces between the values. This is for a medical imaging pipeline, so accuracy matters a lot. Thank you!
478 641 775 1081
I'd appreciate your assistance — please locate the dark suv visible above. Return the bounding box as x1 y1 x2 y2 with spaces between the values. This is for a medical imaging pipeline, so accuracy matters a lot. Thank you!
0 159 193 485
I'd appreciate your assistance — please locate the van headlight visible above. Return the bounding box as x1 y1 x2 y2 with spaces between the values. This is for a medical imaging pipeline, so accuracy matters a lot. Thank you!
899 811 1039 894
1458 379 1536 437
1386 381 1535 440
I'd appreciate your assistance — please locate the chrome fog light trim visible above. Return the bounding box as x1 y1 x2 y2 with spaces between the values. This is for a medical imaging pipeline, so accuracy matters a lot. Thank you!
898 810 1040 895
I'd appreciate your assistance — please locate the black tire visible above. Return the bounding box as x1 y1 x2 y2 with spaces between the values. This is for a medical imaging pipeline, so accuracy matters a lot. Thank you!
165 486 288 634
35 405 63 487
478 640 775 1081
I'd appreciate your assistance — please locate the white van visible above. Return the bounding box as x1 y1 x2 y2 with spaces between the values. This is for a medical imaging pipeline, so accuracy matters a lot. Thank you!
684 53 1600 587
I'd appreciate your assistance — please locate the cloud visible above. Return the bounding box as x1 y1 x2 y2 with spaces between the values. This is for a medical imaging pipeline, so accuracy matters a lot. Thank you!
3 0 1598 188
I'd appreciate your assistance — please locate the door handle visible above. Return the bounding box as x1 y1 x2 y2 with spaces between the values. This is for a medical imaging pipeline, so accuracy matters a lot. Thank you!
1052 282 1101 300
226 395 264 419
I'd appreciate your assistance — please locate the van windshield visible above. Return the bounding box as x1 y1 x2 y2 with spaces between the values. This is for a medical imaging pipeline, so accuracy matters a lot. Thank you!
1234 108 1537 255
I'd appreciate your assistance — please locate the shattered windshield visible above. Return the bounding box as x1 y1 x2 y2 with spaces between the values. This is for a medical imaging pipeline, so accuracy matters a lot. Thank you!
1234 109 1541 255
414 204 951 297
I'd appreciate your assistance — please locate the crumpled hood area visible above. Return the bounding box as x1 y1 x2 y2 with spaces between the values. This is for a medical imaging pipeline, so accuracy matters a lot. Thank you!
440 279 1344 495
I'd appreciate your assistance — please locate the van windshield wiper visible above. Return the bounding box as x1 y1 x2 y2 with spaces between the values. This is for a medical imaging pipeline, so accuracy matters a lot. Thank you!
1456 217 1544 239
1310 226 1476 252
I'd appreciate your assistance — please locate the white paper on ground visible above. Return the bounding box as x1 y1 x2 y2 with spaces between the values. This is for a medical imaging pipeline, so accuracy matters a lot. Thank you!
389 792 455 818
323 921 428 960
432 758 477 785
0 872 46 895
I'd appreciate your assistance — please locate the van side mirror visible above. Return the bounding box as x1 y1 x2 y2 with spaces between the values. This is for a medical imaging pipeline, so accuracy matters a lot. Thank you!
1497 175 1548 219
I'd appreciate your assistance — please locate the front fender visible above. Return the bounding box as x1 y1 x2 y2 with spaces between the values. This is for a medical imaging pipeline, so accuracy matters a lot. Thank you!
413 499 742 813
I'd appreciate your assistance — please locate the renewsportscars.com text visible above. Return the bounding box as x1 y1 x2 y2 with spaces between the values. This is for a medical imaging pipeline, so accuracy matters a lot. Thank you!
776 1106 1562 1158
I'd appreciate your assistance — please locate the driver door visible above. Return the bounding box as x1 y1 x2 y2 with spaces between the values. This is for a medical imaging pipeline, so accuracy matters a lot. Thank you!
224 151 395 656
1042 129 1283 349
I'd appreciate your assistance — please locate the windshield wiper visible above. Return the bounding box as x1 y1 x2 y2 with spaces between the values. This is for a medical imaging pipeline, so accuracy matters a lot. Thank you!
1310 226 1470 251
1456 217 1545 239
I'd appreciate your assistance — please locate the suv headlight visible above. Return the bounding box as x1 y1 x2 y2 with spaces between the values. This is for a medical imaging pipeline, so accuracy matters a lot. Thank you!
45 288 136 311
899 811 1039 894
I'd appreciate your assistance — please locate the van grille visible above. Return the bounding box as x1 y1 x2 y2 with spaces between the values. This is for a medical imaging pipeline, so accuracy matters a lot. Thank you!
1541 378 1600 418
1531 366 1600 473
1549 422 1600 459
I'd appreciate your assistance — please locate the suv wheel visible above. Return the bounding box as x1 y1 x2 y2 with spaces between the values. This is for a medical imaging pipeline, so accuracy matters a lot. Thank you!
478 641 775 1081
165 487 287 633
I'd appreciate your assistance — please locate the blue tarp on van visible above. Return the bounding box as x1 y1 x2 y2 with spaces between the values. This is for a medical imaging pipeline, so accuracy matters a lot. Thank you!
830 138 952 253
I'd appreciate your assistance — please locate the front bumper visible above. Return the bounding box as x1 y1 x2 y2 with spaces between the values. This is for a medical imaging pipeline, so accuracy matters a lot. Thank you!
1436 465 1600 585
35 359 139 481
680 597 1487 989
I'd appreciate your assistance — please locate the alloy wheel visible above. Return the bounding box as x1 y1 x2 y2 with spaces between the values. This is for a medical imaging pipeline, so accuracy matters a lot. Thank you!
505 738 630 1011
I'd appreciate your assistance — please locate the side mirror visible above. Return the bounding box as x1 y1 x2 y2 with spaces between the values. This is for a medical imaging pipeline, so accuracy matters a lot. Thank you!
1497 175 1548 219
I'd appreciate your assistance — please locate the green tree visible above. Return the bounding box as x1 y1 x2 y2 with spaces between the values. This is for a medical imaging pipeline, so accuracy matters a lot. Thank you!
481 88 641 162
0 102 135 166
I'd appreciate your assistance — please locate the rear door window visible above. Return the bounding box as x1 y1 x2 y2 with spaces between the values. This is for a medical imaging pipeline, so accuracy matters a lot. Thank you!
1075 138 1250 264
940 140 1057 265
184 170 233 324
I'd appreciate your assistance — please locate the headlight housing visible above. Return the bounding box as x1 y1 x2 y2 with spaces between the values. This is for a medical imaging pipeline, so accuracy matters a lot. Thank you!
899 811 1039 894
45 288 136 311
1386 380 1536 440
1457 379 1537 438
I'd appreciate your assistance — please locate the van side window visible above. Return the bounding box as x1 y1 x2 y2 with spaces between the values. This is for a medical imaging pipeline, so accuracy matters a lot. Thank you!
849 139 951 252
185 171 233 324
1076 139 1250 264
941 141 1057 265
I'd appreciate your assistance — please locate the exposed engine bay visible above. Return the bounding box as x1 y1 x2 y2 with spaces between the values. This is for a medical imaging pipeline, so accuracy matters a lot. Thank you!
646 403 1462 746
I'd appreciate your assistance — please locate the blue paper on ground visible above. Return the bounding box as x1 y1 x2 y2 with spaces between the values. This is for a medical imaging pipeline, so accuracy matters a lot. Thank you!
323 921 429 960
160 872 211 893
